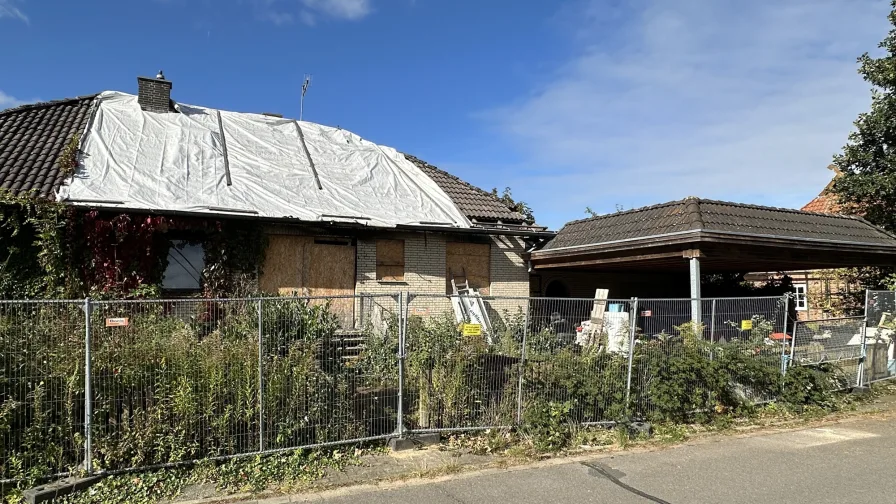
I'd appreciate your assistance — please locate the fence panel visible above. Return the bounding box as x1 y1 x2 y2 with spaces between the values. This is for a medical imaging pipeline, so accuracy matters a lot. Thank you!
522 297 634 425
864 290 896 384
629 297 787 421
403 294 525 432
0 300 86 483
260 294 401 451
90 298 261 473
790 317 864 390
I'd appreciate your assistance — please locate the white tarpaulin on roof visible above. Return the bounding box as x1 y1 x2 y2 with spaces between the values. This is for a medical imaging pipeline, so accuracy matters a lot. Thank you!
58 91 470 228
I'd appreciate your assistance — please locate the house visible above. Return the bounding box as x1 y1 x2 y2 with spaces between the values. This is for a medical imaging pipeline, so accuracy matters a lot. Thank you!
0 74 552 324
745 165 863 320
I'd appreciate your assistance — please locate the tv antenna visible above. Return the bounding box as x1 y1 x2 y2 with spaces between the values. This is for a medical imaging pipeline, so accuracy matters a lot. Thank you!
300 74 312 121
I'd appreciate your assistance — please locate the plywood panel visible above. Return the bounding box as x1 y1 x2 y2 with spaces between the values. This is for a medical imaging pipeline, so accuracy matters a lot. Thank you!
376 239 405 281
446 242 490 294
259 235 309 295
308 242 356 326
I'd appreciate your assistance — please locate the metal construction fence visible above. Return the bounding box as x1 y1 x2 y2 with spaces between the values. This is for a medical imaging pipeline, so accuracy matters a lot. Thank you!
0 291 883 483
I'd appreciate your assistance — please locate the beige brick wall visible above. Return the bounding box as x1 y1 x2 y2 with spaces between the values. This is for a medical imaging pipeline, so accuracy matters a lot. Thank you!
355 233 530 324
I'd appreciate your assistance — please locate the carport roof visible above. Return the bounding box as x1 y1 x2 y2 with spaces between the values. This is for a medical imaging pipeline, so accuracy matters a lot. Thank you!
533 197 896 272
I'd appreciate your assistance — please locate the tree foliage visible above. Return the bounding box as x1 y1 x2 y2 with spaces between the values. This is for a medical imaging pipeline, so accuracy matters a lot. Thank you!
491 187 535 223
832 1 896 232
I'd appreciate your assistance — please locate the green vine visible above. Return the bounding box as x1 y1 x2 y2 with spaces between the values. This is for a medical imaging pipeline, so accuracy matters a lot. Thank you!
58 134 80 179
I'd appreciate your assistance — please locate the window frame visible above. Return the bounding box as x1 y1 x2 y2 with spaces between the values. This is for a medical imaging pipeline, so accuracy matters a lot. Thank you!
793 283 808 311
375 239 406 282
162 239 206 295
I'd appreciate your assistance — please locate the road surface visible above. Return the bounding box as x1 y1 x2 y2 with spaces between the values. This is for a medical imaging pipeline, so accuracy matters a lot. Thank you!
300 416 896 504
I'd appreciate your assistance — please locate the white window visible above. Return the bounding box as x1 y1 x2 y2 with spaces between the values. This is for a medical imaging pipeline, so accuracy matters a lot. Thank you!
794 283 808 311
162 241 205 291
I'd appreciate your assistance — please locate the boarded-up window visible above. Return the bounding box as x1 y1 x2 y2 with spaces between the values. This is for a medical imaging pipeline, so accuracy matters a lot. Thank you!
446 242 490 294
376 240 405 281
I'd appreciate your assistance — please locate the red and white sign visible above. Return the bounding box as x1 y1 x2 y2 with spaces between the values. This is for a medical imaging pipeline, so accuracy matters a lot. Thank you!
105 317 129 327
641 310 653 317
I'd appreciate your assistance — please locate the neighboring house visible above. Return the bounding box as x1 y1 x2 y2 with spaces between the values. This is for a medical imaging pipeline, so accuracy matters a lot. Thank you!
0 74 551 324
746 165 859 320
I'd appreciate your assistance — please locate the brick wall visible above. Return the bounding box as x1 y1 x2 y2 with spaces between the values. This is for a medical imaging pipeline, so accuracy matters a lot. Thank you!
356 233 530 323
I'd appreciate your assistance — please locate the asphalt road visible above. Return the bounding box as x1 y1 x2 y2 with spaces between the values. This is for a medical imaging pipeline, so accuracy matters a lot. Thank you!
304 417 896 504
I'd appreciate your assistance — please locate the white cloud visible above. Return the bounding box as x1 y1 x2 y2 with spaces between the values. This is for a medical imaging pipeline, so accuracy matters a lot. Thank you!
0 0 28 24
255 0 371 24
301 0 370 20
483 0 892 229
0 90 30 109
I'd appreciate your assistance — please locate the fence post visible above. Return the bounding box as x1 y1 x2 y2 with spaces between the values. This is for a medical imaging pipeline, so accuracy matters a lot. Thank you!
395 292 406 437
709 299 716 360
781 295 790 375
83 297 93 474
257 299 264 452
516 297 530 425
858 289 871 387
624 298 638 412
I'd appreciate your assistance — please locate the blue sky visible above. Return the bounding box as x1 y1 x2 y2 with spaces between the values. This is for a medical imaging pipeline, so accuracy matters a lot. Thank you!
0 0 892 229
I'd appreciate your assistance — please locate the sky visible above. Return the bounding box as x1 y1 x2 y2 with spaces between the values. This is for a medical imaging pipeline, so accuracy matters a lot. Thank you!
0 0 892 230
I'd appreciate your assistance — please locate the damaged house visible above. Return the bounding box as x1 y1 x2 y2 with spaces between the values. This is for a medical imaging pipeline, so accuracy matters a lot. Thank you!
0 74 551 324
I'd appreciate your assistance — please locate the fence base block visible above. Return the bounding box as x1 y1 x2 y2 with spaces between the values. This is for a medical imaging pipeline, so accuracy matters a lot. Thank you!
388 433 440 452
22 476 103 504
627 422 653 439
851 386 872 396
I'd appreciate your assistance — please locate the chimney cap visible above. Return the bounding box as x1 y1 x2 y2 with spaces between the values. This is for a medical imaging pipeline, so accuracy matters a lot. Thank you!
156 70 166 80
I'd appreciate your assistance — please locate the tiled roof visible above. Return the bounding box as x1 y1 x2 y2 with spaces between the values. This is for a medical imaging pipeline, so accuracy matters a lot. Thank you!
404 154 529 224
0 95 97 199
0 96 530 225
801 193 840 214
543 197 896 251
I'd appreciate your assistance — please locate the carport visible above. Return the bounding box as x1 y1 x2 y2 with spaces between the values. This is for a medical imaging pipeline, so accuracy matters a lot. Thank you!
530 198 896 317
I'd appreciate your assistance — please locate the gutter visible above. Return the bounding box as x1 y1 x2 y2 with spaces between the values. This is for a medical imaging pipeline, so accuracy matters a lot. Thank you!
59 203 555 238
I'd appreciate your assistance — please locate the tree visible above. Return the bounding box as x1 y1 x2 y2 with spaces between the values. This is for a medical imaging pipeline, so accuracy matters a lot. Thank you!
830 1 896 293
832 1 896 232
491 187 535 223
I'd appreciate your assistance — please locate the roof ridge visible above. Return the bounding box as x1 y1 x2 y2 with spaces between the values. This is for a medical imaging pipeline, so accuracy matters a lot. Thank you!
0 94 99 117
561 198 689 228
695 197 866 223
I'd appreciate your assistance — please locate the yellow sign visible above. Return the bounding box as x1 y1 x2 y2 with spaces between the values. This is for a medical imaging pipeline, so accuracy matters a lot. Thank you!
462 324 482 336
741 320 753 330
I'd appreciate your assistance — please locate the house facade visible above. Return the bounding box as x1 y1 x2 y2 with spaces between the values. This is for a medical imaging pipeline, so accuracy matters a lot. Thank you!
0 74 551 324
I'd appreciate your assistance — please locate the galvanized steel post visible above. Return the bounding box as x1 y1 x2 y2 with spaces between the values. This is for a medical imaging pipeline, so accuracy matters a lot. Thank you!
624 298 638 411
858 289 872 387
395 292 406 437
257 299 264 452
784 296 795 375
83 298 93 474
709 298 716 360
516 298 530 425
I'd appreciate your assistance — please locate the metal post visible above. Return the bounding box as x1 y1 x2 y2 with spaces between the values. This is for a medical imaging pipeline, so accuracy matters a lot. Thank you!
395 292 406 437
257 299 264 452
83 298 93 474
858 289 871 387
709 299 716 360
689 257 702 324
624 298 639 411
516 297 530 425
784 296 795 375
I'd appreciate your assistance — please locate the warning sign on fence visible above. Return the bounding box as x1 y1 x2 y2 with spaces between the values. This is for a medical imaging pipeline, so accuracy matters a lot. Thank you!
105 317 129 327
462 323 482 336
741 320 753 330
641 310 653 317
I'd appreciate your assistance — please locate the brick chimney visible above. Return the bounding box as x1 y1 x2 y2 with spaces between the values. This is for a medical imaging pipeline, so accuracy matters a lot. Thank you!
137 71 172 113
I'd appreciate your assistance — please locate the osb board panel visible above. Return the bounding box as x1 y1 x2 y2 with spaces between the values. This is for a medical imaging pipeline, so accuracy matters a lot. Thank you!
376 239 405 281
308 242 356 325
446 242 490 294
260 235 310 295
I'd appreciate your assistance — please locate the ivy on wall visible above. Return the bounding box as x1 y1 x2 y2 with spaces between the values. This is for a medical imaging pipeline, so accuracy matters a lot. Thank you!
0 190 268 299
